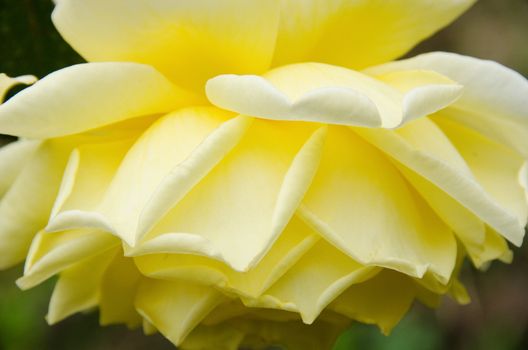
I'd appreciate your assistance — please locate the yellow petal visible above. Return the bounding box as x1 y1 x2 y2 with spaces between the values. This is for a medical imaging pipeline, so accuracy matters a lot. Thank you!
434 117 528 227
0 63 197 138
46 139 135 234
185 313 346 350
99 253 142 327
0 141 70 269
520 162 528 203
472 227 512 268
329 270 417 335
413 242 465 297
47 248 117 324
207 63 461 128
47 107 249 245
356 121 525 246
273 0 475 68
142 319 158 336
134 215 319 299
137 122 325 271
0 140 40 197
0 73 36 102
244 240 379 324
374 69 463 124
366 52 528 157
52 0 280 91
180 323 245 350
17 229 118 290
395 165 489 266
102 107 243 242
134 278 227 346
300 126 457 282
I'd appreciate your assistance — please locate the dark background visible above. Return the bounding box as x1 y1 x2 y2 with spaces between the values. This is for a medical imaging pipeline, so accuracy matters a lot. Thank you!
1 0 528 349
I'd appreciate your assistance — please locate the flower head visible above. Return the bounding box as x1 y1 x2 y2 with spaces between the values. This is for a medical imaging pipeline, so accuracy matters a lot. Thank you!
1 1 527 348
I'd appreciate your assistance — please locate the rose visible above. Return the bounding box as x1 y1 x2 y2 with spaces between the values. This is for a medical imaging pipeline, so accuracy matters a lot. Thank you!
1 1 527 348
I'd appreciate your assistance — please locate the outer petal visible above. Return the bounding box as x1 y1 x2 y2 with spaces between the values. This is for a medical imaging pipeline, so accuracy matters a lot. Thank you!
47 248 117 324
133 215 319 298
207 63 461 128
366 52 528 157
134 278 227 346
46 107 247 242
0 141 70 269
183 318 346 350
329 270 418 335
395 165 511 267
273 0 475 68
180 323 245 350
474 227 513 268
99 253 142 327
299 126 457 282
356 119 525 246
0 139 40 197
52 0 280 91
17 229 118 290
435 118 528 227
520 162 528 204
244 240 379 324
51 140 134 216
135 123 326 271
0 73 36 101
0 63 198 139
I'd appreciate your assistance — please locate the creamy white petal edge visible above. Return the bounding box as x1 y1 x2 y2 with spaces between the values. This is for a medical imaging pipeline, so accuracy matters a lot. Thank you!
365 52 528 157
206 63 462 129
0 63 199 139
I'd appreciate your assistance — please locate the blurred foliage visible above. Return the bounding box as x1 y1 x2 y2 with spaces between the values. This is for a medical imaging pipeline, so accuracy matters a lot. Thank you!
1 0 528 349
0 0 82 78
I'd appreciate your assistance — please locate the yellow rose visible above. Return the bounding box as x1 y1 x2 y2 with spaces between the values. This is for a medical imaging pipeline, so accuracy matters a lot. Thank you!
1 1 527 349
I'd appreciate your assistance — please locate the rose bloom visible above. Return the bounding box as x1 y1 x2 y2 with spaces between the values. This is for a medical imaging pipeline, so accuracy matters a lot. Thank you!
1 0 528 349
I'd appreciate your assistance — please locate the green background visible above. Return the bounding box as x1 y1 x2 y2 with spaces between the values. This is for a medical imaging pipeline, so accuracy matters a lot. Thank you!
1 0 528 349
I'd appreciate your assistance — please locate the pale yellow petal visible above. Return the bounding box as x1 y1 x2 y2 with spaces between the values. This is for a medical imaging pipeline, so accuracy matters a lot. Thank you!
0 141 70 269
244 240 379 324
273 0 475 68
0 63 198 139
520 162 528 206
180 323 245 350
366 52 528 157
375 69 463 124
134 215 319 298
47 248 117 324
134 278 227 346
207 63 461 128
46 139 135 233
219 216 319 297
47 108 248 244
99 253 142 327
142 319 158 336
52 0 280 91
434 117 528 227
100 107 241 242
232 318 345 350
356 121 525 246
17 229 118 290
203 299 341 326
137 123 325 271
0 73 36 102
300 126 457 281
0 139 40 197
412 244 466 298
329 270 417 335
395 165 490 266
472 227 513 268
